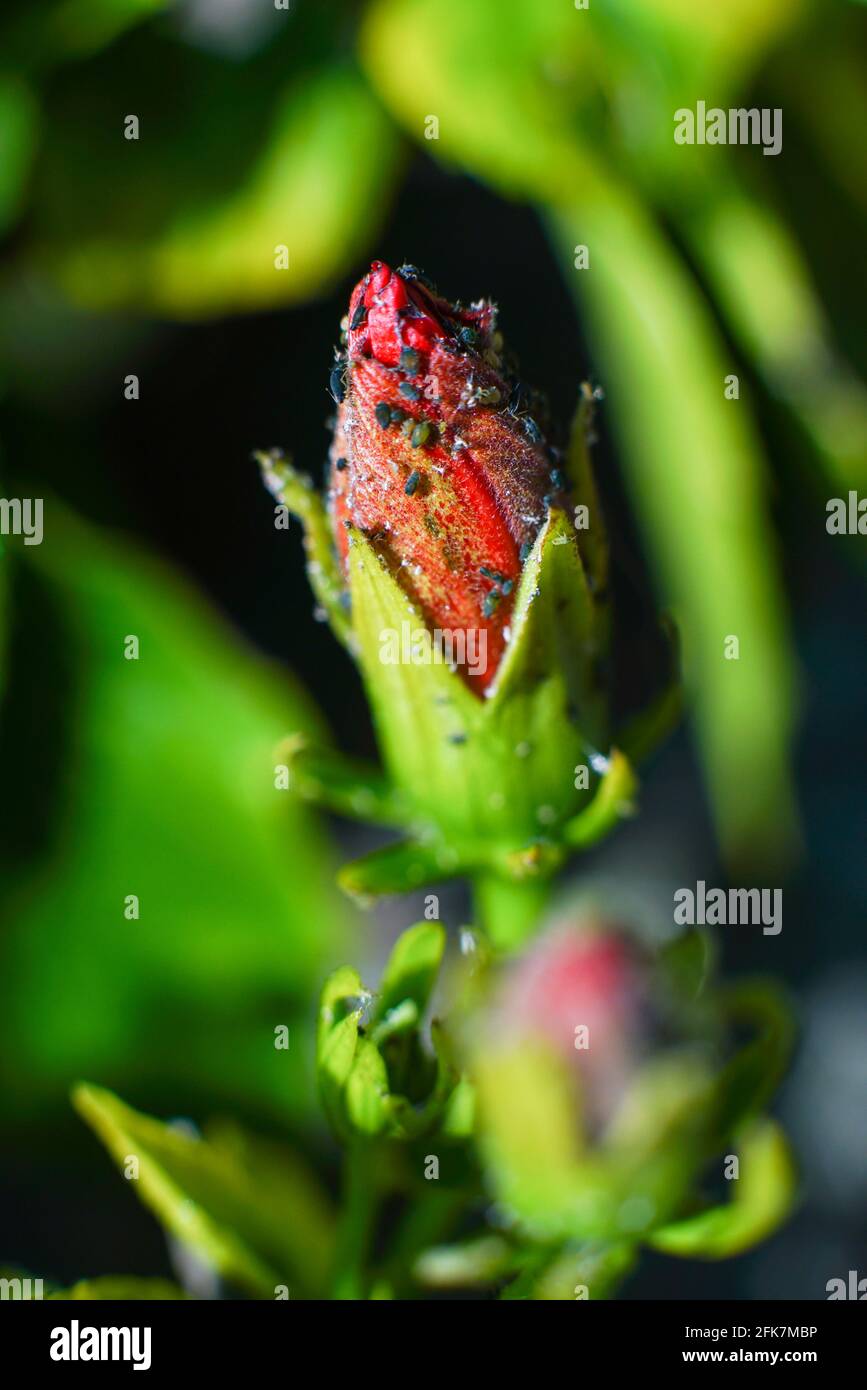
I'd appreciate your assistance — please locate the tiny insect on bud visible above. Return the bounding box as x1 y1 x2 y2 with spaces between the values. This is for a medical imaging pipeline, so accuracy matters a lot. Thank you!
404 470 421 496
399 347 421 374
399 381 421 401
410 420 432 448
330 365 346 404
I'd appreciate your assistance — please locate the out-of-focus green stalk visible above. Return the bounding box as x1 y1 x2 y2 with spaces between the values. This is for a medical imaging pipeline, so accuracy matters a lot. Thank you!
680 183 867 492
547 187 799 866
332 1142 379 1300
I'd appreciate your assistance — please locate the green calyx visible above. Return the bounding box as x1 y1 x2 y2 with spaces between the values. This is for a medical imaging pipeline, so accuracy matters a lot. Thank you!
261 464 637 903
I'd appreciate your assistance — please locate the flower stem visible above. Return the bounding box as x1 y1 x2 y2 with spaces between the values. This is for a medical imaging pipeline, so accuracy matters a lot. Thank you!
472 872 551 952
332 1143 378 1299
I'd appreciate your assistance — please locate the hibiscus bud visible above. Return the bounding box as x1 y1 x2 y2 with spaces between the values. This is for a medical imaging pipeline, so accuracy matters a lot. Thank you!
467 916 795 1255
328 261 561 691
486 918 652 1133
258 260 621 902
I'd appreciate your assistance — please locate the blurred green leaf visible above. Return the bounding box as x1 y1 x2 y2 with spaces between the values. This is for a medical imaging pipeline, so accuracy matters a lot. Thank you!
648 1118 797 1258
44 0 168 62
74 1083 335 1297
29 50 401 317
2 0 169 72
0 75 39 235
0 506 346 1120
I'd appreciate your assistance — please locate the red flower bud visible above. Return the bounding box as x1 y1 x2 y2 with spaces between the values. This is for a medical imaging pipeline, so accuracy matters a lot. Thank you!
328 261 560 692
491 920 650 1131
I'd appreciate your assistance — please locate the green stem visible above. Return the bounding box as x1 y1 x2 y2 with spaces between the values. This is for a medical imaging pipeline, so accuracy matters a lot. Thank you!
332 1143 378 1299
472 872 552 952
379 1189 468 1297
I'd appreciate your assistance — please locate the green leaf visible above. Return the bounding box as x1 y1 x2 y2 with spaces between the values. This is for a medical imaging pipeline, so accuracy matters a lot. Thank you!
372 921 446 1024
647 1119 797 1259
73 1084 335 1297
0 505 345 1121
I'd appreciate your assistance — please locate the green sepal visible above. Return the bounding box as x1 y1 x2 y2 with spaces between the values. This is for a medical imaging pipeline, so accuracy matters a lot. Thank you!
706 981 795 1147
562 747 637 849
647 1118 797 1259
345 1038 393 1136
317 965 367 1137
564 383 609 602
282 734 410 826
256 451 352 649
373 921 446 1024
337 836 465 902
473 1040 715 1244
346 517 615 859
658 928 714 1002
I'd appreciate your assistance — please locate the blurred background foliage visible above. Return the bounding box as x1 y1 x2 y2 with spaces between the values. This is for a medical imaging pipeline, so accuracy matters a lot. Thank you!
0 0 864 1295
